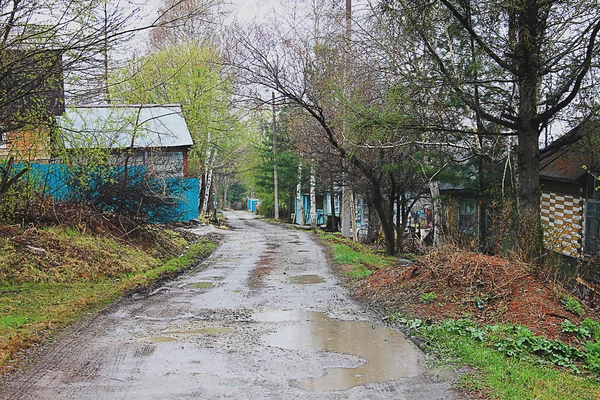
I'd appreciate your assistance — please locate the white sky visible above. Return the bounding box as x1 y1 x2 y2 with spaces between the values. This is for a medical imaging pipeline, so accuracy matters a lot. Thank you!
230 0 284 23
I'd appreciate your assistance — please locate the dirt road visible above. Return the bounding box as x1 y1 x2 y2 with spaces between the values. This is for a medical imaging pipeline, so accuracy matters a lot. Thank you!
1 211 456 399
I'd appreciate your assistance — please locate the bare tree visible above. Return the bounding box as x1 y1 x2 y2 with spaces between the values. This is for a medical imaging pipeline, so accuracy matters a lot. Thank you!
375 0 600 259
149 0 225 49
228 9 428 254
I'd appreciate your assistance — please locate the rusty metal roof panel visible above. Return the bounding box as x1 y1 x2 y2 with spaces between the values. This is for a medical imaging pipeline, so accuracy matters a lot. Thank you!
540 142 598 182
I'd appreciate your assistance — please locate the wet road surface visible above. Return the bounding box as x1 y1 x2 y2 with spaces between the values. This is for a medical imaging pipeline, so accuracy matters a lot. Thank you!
0 211 456 399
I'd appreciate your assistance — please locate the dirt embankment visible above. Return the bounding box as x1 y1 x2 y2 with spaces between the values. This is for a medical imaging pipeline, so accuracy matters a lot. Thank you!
342 247 592 343
0 204 218 373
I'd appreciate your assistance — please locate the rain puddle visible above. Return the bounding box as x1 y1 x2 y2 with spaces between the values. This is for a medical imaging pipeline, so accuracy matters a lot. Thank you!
163 327 231 335
190 264 208 273
262 314 423 391
288 275 323 284
149 337 176 343
251 310 327 322
187 282 215 289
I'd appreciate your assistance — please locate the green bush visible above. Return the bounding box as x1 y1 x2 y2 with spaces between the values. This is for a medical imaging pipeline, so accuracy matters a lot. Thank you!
564 296 585 317
585 341 600 374
419 291 437 303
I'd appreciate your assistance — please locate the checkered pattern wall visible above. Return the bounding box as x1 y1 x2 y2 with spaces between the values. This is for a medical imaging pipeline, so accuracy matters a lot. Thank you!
540 191 583 258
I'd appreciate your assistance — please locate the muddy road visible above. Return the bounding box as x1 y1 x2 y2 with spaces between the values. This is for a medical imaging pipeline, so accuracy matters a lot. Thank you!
1 211 455 399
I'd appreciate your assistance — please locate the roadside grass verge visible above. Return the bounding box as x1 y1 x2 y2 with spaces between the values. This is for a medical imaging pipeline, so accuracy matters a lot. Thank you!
0 226 215 372
316 233 600 399
316 231 394 279
400 317 600 400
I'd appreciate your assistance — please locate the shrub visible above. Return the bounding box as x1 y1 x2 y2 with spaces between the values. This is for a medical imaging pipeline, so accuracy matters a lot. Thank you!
419 291 437 303
564 296 585 317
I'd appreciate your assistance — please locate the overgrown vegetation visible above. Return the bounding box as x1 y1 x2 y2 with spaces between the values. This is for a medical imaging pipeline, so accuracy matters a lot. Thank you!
0 223 216 371
564 296 586 318
317 232 600 399
319 232 394 280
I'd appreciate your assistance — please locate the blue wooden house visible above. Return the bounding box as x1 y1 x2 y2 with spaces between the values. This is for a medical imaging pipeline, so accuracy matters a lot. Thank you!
293 191 340 226
15 104 201 222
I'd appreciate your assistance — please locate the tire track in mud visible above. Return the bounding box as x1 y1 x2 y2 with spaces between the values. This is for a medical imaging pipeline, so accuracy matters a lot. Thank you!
1 212 457 399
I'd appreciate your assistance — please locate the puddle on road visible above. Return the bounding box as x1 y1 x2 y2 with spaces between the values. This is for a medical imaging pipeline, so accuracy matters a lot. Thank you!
288 275 324 285
187 282 215 289
190 264 208 273
149 337 176 343
262 314 422 391
213 266 230 269
163 327 231 335
251 310 327 322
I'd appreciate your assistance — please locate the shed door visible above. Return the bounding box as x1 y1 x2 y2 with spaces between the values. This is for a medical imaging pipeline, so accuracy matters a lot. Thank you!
585 200 600 254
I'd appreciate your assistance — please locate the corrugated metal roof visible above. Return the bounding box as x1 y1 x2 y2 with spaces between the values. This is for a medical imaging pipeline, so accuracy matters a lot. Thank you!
540 141 598 182
58 104 193 149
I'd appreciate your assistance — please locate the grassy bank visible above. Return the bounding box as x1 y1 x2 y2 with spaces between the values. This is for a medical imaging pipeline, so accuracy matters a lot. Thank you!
0 225 215 371
316 231 600 400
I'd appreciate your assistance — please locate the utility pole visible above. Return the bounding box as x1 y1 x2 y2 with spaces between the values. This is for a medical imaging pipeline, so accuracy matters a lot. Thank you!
341 0 353 237
272 91 279 220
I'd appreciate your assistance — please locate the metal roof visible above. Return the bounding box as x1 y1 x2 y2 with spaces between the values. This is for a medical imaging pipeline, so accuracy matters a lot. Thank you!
58 104 193 149
540 141 598 182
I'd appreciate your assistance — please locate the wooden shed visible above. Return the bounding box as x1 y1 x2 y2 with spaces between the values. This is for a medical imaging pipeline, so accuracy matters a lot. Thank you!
540 140 600 258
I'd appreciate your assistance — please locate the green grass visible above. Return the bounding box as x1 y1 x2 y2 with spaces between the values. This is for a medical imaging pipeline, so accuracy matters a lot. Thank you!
316 232 393 280
422 323 600 399
314 231 600 399
0 237 215 370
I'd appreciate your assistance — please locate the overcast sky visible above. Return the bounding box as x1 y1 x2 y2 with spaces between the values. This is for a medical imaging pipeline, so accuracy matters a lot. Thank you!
230 0 282 23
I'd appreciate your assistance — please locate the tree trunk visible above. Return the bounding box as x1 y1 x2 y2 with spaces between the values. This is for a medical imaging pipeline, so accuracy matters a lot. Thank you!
223 177 229 210
372 189 396 255
329 174 337 231
516 126 543 260
201 149 216 217
430 180 443 247
341 185 352 237
350 189 358 242
199 174 206 213
296 161 305 225
272 92 279 220
395 195 402 254
514 1 544 260
310 163 316 227
477 157 487 252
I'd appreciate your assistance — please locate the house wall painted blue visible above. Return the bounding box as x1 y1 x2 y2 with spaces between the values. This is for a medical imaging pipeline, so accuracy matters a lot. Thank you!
247 198 259 213
293 192 341 225
294 194 325 225
14 163 198 223
294 192 368 238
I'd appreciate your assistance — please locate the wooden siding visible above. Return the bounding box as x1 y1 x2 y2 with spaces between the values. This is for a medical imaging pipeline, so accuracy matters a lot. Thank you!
0 127 51 161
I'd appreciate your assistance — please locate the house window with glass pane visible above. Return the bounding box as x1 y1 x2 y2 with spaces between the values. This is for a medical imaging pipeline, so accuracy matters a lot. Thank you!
585 200 600 254
458 199 477 235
